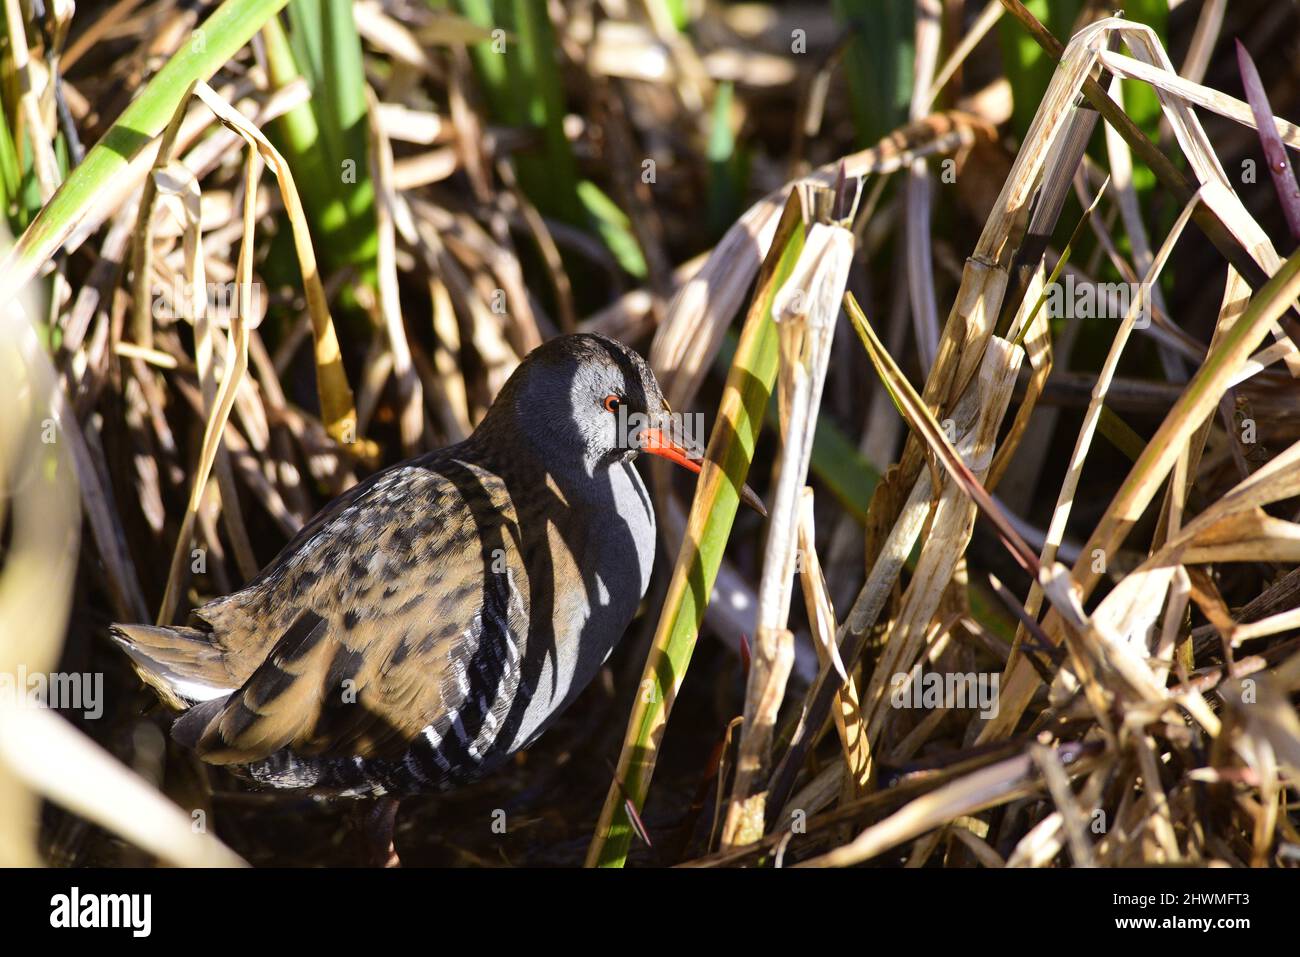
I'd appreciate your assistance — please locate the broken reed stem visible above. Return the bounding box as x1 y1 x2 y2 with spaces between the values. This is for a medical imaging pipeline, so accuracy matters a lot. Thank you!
721 198 856 848
794 489 869 795
585 192 807 868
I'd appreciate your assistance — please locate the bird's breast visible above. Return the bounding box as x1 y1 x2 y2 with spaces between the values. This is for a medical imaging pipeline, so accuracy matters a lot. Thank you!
506 459 655 749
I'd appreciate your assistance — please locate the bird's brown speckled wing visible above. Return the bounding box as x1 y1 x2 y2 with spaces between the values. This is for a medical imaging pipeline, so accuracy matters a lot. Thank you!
189 454 530 765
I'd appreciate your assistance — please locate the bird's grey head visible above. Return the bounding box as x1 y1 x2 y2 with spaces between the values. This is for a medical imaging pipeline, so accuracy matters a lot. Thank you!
490 333 675 479
480 333 769 516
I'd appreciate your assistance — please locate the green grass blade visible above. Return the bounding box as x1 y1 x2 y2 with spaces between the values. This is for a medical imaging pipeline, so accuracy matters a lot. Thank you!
577 180 646 279
457 0 643 276
458 0 582 222
285 0 324 87
456 0 510 113
650 0 690 32
262 15 336 236
832 0 914 146
586 193 807 868
278 0 377 277
0 102 30 231
998 0 1082 142
317 0 373 242
706 81 745 238
716 329 879 523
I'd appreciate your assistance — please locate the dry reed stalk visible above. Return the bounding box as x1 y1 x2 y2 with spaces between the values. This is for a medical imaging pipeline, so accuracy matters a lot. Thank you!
650 112 994 410
905 0 943 370
153 86 247 624
795 489 867 793
721 189 857 848
366 84 427 455
856 331 1023 762
798 745 1106 867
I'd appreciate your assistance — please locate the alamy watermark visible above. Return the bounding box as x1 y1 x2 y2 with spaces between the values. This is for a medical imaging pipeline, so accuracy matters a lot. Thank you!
614 405 707 456
1044 274 1151 329
1 666 103 719
151 277 265 322
890 664 999 719
50 887 150 937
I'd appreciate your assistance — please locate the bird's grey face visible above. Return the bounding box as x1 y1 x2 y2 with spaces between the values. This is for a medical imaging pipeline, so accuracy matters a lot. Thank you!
568 342 673 469
502 333 766 514
509 334 697 479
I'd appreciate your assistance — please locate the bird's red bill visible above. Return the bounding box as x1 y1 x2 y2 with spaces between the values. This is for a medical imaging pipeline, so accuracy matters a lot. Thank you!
639 427 767 517
639 427 701 472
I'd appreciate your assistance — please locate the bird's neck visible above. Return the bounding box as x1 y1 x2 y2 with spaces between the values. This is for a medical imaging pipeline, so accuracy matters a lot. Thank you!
467 414 610 506
471 377 614 498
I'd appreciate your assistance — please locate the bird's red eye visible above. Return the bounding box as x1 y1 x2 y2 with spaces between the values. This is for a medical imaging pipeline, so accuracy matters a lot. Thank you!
603 395 621 413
